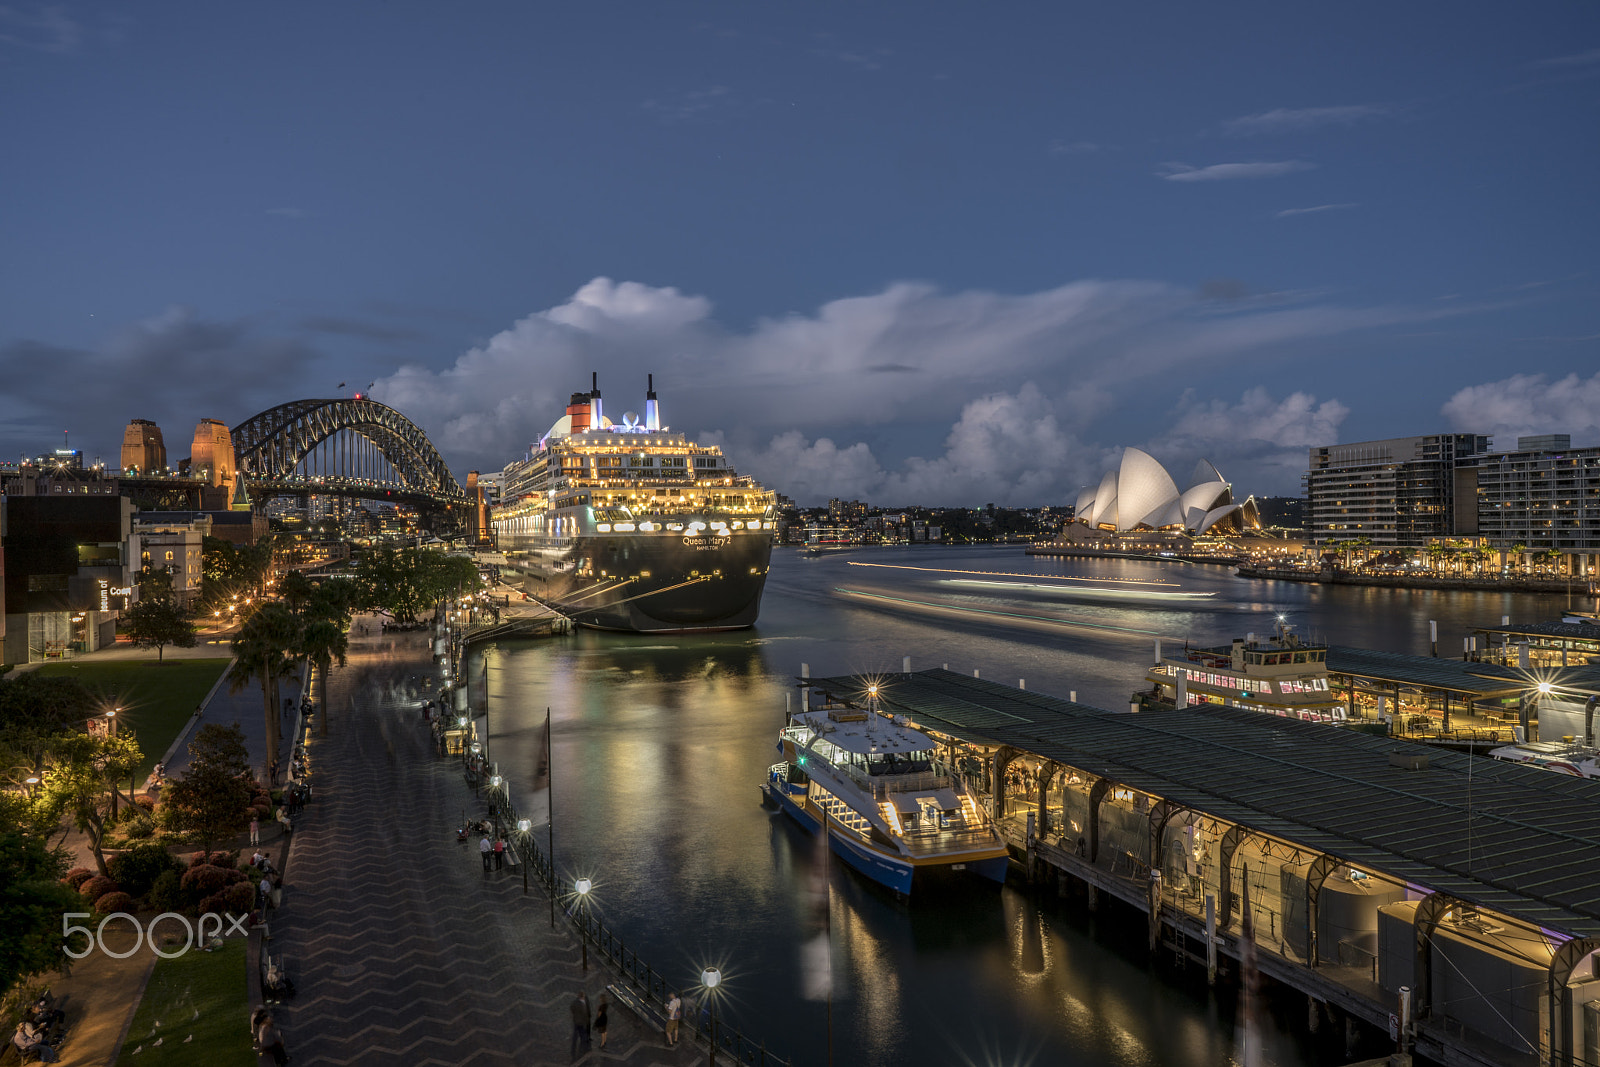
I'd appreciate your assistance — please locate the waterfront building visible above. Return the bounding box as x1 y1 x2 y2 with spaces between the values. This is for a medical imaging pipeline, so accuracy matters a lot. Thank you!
1072 447 1259 536
133 512 209 607
1304 433 1490 547
120 418 168 473
1474 435 1600 559
1 494 136 662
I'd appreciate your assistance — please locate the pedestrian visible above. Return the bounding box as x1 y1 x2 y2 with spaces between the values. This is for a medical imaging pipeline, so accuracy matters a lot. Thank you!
255 1011 288 1065
493 837 505 870
665 990 682 1047
259 874 272 910
480 835 492 872
250 816 261 845
569 991 590 1060
594 993 609 1050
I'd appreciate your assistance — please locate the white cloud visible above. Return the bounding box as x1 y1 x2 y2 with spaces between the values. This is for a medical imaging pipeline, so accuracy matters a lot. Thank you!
1146 387 1350 495
370 274 1482 502
1222 105 1388 136
1441 371 1600 445
1276 202 1358 218
1160 161 1315 182
1532 48 1600 69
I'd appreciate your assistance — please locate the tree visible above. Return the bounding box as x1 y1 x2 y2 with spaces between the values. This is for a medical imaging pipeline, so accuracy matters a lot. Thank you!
123 596 197 662
0 675 97 778
0 792 81 1000
228 603 302 785
1509 542 1527 575
40 732 143 876
353 547 479 623
300 620 349 737
278 570 315 614
161 724 252 858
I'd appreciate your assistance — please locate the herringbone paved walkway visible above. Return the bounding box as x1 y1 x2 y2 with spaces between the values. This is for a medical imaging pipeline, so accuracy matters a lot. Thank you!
268 627 700 1067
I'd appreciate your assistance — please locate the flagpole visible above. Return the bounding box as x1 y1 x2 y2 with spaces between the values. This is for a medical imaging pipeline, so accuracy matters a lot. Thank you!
547 706 555 929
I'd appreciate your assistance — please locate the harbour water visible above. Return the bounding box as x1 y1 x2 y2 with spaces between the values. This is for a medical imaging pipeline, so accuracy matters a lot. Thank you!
480 545 1578 1066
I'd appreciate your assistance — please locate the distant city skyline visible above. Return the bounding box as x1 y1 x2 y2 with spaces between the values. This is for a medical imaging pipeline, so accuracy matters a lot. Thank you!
1 3 1596 504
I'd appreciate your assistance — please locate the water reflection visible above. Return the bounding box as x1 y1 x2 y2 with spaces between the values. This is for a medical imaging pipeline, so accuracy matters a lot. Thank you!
483 546 1575 1067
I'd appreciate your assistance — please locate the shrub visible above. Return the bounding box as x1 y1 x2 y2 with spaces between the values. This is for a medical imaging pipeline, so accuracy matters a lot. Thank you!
147 869 184 914
180 865 234 898
62 867 94 889
222 881 257 914
204 849 239 868
94 891 136 915
79 875 119 903
133 793 157 812
109 842 184 899
119 810 156 840
196 891 230 917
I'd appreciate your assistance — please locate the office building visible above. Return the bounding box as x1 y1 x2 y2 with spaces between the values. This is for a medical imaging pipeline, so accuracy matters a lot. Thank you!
2 495 136 662
1304 434 1490 546
133 513 209 607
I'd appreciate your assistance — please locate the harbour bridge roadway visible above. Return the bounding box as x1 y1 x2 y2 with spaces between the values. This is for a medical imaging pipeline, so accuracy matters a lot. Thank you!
119 397 471 531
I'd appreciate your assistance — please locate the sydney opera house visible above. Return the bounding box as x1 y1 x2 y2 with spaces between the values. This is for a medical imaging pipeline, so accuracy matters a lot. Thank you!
1073 448 1259 536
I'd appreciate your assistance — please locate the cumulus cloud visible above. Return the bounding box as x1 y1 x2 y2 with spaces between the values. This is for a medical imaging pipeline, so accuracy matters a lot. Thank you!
369 274 1482 502
1222 105 1388 136
1159 161 1314 182
1441 371 1600 444
1146 387 1350 495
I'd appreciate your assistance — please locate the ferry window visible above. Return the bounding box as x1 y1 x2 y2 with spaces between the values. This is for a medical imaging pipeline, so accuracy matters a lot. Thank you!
1293 653 1307 664
628 456 654 467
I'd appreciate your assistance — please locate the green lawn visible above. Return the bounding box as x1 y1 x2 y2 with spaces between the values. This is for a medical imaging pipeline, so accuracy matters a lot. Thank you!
114 935 253 1066
34 659 231 780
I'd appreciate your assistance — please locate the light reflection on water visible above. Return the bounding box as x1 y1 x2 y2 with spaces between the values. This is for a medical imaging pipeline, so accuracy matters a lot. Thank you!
483 545 1575 1067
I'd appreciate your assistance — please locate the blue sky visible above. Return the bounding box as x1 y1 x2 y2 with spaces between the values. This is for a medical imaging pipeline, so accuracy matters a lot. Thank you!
2 2 1597 503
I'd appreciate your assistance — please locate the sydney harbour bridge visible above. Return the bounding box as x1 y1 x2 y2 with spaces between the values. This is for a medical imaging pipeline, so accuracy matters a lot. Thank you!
118 397 472 532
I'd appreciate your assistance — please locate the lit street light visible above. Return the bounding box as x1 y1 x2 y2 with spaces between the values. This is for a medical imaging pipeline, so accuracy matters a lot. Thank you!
701 967 722 1067
574 877 593 971
517 818 531 894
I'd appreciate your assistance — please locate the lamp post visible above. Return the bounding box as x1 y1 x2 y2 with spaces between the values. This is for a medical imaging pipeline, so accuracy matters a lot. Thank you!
489 775 503 841
106 709 120 819
573 878 593 971
23 775 40 800
518 818 531 894
700 967 721 1067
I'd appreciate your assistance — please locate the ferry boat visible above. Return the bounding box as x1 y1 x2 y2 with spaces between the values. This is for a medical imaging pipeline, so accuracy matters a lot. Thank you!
761 685 1010 895
1137 620 1342 720
491 375 776 632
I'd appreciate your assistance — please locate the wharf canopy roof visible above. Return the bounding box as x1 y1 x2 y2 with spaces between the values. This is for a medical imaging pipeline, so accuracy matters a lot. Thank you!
804 669 1600 939
1074 449 1259 535
1325 647 1600 697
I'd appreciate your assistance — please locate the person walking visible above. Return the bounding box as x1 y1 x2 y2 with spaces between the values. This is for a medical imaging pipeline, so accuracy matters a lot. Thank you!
568 991 590 1060
493 837 505 871
258 874 273 911
594 993 609 1050
479 835 492 872
255 1011 288 1065
665 990 682 1047
249 816 260 845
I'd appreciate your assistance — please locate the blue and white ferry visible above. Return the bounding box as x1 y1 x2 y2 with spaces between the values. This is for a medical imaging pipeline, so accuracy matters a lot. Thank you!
762 685 1010 895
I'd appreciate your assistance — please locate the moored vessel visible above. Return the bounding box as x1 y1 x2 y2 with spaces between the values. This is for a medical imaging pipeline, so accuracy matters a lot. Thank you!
490 375 776 632
1137 620 1342 720
762 683 1010 895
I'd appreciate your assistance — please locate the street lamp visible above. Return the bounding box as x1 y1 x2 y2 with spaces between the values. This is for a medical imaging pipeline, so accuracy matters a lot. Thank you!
700 967 722 1067
23 775 40 799
573 877 593 971
517 818 532 894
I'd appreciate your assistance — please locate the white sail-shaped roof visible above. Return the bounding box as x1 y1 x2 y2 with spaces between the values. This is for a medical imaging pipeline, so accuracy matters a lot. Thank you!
1087 470 1119 528
1075 485 1097 519
1115 447 1181 530
1188 459 1225 491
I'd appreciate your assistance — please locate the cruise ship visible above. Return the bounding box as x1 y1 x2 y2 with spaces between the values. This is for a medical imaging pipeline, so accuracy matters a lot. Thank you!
491 375 776 632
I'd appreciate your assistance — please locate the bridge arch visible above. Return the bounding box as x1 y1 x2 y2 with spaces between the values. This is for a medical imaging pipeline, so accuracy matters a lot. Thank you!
231 398 464 498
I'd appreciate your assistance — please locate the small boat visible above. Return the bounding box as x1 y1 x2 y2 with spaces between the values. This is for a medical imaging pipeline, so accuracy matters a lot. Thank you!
762 686 1010 895
1488 740 1600 780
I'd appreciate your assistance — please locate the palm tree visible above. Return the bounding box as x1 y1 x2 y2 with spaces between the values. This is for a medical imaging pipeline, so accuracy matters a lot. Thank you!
228 602 303 785
300 619 349 737
1509 542 1527 576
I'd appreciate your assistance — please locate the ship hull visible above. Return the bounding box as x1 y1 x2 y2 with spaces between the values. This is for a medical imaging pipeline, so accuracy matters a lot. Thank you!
499 529 772 632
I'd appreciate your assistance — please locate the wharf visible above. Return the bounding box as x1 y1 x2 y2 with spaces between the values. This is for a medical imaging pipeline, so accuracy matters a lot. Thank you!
1025 544 1241 565
804 669 1600 1067
1237 564 1598 596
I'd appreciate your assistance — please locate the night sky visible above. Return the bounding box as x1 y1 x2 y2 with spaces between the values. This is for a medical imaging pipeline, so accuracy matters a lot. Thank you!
3 3 1597 504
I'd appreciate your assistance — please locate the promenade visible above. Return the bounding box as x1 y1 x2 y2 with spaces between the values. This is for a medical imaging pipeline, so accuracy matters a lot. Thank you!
264 621 698 1066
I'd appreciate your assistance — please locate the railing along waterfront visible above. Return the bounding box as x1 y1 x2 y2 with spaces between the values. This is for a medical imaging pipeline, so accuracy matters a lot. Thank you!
463 751 792 1067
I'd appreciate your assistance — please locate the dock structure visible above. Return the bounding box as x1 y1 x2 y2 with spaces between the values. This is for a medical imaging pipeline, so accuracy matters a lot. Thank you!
1322 648 1600 746
804 669 1600 1067
1474 621 1600 671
